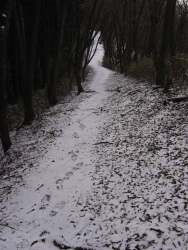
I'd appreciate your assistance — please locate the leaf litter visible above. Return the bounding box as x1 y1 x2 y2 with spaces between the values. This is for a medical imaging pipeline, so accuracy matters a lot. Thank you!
0 40 188 250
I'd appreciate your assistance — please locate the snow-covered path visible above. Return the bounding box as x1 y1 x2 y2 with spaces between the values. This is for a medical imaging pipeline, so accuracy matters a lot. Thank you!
0 43 116 249
0 42 188 250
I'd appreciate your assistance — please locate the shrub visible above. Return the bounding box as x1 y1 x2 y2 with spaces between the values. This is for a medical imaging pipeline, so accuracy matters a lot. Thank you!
168 54 188 83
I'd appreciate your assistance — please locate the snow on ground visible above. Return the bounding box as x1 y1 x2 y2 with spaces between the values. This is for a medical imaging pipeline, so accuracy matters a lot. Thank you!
0 42 188 250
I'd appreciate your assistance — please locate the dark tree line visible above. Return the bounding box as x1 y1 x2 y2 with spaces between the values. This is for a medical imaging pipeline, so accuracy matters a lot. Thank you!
1 0 188 153
0 0 103 153
101 0 188 87
0 0 12 153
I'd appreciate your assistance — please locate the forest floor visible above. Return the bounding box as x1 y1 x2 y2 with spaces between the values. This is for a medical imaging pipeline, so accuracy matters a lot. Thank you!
0 43 188 250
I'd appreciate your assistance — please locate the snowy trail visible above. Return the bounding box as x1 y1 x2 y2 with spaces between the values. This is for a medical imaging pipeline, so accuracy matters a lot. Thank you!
0 42 188 250
0 43 116 249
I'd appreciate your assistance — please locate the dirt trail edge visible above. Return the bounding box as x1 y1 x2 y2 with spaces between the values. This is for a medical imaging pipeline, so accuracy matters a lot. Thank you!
0 42 188 250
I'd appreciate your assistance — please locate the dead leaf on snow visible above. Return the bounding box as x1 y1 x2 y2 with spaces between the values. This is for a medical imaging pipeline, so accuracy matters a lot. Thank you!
162 237 170 245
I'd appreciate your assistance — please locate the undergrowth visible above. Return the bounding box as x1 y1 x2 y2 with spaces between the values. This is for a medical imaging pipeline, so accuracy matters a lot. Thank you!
170 54 188 82
103 54 188 87
6 67 91 131
128 55 188 90
102 56 116 71
127 57 155 82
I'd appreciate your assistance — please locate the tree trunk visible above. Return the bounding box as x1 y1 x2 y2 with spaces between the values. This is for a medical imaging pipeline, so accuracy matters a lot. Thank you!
132 0 146 62
12 0 26 101
23 0 42 124
76 70 84 95
48 0 68 106
12 45 20 102
17 0 26 49
155 0 176 89
41 24 49 88
0 0 12 153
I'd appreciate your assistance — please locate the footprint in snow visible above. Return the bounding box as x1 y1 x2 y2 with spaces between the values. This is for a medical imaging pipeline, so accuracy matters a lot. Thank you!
17 239 29 248
65 171 73 178
41 194 51 203
72 132 79 138
71 154 77 161
49 210 58 217
39 194 51 210
79 123 86 130
49 201 65 217
56 179 64 190
73 162 84 170
55 201 65 209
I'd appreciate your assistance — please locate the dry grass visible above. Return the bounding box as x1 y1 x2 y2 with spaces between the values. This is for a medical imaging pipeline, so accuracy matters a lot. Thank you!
169 54 188 82
127 57 155 82
125 55 188 86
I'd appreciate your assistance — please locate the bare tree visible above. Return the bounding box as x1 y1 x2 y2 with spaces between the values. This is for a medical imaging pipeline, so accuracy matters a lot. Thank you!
73 0 104 94
155 0 176 90
22 0 42 124
0 0 12 152
48 0 68 105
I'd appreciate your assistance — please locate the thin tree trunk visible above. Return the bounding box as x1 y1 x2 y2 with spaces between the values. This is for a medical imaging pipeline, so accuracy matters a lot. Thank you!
12 45 20 102
82 34 99 81
17 0 26 49
156 0 176 88
0 0 12 152
132 0 146 62
12 0 26 101
23 0 42 124
48 1 68 106
41 25 49 88
76 70 84 95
